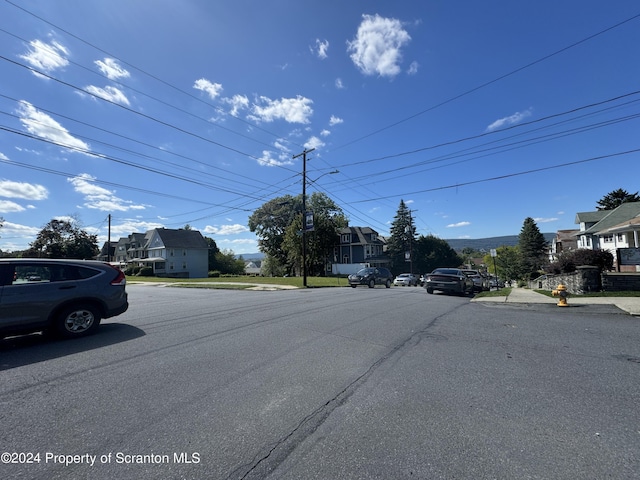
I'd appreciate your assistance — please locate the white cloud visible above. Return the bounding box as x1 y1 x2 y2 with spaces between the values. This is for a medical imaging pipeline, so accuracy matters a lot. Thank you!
335 78 345 89
320 129 330 137
256 149 294 167
407 61 419 75
109 219 164 238
486 109 533 131
533 217 558 223
304 136 325 151
347 14 411 78
222 94 249 116
85 85 131 106
67 174 147 212
446 221 471 228
19 38 69 75
95 58 130 80
329 115 344 126
193 78 223 99
203 224 250 235
17 101 90 152
0 179 48 200
250 95 314 124
314 39 330 59
0 200 25 213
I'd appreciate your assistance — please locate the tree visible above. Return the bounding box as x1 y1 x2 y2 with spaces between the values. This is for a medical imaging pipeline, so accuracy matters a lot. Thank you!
386 200 416 274
546 249 614 273
518 217 548 278
214 249 245 275
281 192 348 276
413 235 462 274
204 237 221 271
248 194 301 273
26 218 99 259
483 245 521 282
596 188 640 211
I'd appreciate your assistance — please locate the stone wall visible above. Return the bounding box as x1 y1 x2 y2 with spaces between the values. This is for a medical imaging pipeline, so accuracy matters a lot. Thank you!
530 266 600 294
531 267 640 293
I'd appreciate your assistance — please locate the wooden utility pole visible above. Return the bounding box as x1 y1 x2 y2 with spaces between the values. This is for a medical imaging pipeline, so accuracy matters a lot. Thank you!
293 148 314 287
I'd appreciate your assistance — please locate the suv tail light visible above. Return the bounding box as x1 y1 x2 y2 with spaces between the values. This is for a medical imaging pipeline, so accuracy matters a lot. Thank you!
107 265 127 286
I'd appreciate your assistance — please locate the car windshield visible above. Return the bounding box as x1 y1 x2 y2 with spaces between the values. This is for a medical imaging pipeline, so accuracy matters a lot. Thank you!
432 269 460 275
356 268 375 275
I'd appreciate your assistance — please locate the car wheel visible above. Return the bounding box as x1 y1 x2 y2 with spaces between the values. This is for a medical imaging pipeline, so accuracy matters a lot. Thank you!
351 284 357 288
368 279 375 288
426 287 433 294
54 304 101 338
385 279 391 288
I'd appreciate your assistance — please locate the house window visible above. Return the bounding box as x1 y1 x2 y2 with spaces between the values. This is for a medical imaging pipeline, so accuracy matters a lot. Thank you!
365 245 371 258
617 234 626 242
169 262 174 270
341 234 351 243
371 233 377 241
170 249 175 256
603 235 614 243
183 249 187 256
182 261 187 269
343 254 349 264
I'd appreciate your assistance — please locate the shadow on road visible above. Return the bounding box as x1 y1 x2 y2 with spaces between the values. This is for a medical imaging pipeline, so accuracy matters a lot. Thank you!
0 323 145 370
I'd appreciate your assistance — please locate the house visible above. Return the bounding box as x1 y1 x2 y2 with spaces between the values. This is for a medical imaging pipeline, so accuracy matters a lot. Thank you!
332 227 390 274
114 228 209 278
244 261 262 276
549 229 579 260
97 241 118 262
575 202 640 271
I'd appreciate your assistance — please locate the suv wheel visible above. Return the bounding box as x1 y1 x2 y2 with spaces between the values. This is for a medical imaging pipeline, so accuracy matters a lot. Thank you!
368 279 375 288
385 279 391 288
55 304 101 338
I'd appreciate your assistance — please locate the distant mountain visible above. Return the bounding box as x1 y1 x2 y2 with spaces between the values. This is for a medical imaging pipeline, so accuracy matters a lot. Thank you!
235 252 265 260
444 233 556 252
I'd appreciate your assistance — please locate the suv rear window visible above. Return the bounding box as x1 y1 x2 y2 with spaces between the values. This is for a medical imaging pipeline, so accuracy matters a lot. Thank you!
10 264 100 285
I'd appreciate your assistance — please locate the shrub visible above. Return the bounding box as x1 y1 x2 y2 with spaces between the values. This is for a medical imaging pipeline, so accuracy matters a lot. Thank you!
208 270 221 278
546 249 614 274
138 266 153 276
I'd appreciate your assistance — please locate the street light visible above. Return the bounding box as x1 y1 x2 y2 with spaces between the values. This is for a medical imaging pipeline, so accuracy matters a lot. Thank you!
293 149 340 287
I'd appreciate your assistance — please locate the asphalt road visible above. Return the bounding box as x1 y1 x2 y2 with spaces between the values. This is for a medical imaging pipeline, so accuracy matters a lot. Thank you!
1 285 639 479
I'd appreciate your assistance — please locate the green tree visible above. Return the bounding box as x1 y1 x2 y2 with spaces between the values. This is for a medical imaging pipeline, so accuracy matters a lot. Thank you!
281 192 348 276
26 218 99 259
214 249 245 275
596 188 640 211
248 194 301 273
386 200 416 274
413 235 463 274
483 245 521 282
518 217 548 278
204 236 221 271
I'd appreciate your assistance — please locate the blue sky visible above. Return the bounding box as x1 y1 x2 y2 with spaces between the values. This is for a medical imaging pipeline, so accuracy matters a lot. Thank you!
1 0 639 254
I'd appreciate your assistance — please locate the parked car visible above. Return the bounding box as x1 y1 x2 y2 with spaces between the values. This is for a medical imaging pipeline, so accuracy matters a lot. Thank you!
489 276 505 288
425 268 474 295
0 258 129 339
348 267 393 288
393 273 418 287
462 269 490 292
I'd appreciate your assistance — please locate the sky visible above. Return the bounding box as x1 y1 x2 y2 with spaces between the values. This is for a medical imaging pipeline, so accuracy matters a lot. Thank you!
1 0 639 255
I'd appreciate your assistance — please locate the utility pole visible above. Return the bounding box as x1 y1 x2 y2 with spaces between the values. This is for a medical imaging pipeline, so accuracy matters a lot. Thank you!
107 214 111 263
293 148 314 287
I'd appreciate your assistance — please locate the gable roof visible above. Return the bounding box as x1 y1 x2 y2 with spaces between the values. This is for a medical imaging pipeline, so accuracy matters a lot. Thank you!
146 228 208 249
575 210 608 224
580 202 640 235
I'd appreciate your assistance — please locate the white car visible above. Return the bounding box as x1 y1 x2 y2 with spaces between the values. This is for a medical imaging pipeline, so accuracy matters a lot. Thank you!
393 273 418 287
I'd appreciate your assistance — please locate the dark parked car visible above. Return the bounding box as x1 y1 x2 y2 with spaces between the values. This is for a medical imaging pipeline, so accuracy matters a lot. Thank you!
348 267 393 288
425 268 474 295
0 258 129 339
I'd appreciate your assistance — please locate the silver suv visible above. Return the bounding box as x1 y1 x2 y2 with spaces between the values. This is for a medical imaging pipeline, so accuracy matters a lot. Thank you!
0 258 128 339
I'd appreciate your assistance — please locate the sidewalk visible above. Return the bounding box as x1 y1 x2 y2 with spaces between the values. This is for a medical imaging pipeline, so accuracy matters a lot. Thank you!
472 287 640 316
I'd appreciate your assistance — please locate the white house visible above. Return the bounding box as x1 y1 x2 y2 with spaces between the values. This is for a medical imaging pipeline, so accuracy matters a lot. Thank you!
575 202 640 271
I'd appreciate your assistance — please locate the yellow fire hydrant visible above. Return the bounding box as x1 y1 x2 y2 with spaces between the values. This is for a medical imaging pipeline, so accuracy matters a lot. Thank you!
552 284 569 307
